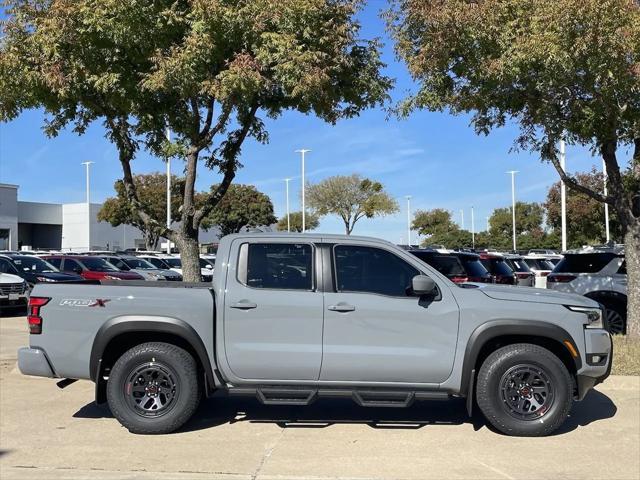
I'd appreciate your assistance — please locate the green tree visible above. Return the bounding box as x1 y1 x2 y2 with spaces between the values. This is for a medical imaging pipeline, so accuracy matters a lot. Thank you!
390 0 640 335
0 0 391 281
488 202 545 243
412 209 474 248
276 211 320 233
204 184 276 237
306 175 399 234
97 173 185 250
546 168 623 248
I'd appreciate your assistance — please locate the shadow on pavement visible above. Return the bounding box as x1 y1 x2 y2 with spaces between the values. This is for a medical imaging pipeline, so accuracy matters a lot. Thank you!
73 388 617 435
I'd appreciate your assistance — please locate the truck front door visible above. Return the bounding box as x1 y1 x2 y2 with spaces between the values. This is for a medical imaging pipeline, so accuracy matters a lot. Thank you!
223 240 323 381
320 243 459 384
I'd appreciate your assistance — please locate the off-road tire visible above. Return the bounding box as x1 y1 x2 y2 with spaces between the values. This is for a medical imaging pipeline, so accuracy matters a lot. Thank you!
106 342 200 434
476 343 573 436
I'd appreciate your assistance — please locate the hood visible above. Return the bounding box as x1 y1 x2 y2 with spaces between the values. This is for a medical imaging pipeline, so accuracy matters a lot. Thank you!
107 271 145 280
476 284 599 308
0 273 25 284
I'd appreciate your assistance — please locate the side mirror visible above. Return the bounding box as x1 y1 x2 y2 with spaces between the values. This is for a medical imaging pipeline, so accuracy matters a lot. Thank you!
412 275 437 296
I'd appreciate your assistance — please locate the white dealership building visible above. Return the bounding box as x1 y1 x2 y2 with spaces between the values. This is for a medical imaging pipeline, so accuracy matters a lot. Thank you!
0 183 218 251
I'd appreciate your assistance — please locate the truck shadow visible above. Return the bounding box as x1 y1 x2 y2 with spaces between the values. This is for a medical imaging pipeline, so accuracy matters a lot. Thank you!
73 389 616 435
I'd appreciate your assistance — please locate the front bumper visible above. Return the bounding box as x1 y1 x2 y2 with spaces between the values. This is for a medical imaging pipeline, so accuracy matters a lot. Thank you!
18 347 56 378
576 329 613 400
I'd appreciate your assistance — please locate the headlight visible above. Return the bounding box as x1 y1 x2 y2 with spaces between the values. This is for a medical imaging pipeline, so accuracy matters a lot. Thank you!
566 305 603 329
36 276 55 282
103 275 122 281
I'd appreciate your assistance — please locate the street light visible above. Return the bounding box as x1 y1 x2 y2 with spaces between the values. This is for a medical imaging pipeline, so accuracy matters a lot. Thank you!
471 206 475 249
295 149 311 232
460 209 465 230
486 216 490 232
81 161 94 250
166 128 172 254
81 161 94 204
284 178 291 232
405 195 412 246
506 170 518 252
560 139 567 251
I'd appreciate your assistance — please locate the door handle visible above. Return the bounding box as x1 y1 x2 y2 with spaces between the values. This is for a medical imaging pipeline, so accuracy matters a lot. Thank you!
328 303 356 313
230 300 257 310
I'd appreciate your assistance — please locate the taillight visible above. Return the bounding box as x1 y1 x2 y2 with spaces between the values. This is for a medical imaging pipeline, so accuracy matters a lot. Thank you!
28 296 50 334
516 272 532 279
547 274 576 283
451 276 469 284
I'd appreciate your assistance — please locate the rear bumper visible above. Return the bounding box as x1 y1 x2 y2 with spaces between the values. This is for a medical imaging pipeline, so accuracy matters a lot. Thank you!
18 347 56 378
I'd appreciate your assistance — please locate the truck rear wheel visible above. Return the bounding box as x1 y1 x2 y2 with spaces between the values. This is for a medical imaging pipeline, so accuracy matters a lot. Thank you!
106 342 200 434
476 343 573 436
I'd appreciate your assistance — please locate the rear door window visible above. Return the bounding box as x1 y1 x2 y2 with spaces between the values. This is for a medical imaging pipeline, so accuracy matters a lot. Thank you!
553 253 616 273
241 243 313 290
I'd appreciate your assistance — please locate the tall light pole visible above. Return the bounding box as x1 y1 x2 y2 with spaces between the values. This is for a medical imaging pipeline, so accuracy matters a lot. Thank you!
507 170 518 252
166 128 172 254
295 149 311 232
471 206 475 249
284 178 291 232
81 161 94 250
560 139 567 251
405 196 412 246
603 159 610 243
460 209 465 230
486 216 490 232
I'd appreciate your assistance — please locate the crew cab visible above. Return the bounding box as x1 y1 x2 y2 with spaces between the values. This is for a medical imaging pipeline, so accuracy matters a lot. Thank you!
19 233 612 437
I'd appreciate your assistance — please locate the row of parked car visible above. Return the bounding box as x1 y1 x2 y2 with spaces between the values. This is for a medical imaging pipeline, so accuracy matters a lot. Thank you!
0 250 217 312
407 244 628 335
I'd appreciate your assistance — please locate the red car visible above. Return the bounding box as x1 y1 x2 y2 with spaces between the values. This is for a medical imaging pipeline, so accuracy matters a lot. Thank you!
42 255 144 281
478 253 518 285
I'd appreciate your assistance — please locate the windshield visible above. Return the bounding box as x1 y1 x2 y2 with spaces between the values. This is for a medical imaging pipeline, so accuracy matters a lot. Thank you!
481 258 514 276
123 258 156 270
145 257 171 269
506 258 531 273
524 258 552 271
164 258 182 268
11 256 58 273
81 257 119 272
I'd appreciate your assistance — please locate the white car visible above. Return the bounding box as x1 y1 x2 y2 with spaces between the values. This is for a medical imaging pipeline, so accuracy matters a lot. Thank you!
547 245 627 335
523 254 556 288
0 272 29 313
151 254 213 282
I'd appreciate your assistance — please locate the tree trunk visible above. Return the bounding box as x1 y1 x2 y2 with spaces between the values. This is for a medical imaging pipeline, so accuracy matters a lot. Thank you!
176 232 201 282
625 219 640 337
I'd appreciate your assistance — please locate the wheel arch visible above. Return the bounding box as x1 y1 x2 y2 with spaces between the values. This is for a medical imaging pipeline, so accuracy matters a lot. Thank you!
90 316 215 403
459 320 581 398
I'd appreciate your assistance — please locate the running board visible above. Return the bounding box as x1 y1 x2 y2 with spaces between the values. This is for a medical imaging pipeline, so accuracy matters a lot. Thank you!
228 386 449 407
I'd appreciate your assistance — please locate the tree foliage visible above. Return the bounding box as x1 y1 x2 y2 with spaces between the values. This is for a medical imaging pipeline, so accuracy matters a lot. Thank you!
276 211 320 233
97 173 184 250
0 0 392 280
546 168 623 248
489 202 544 238
204 184 276 237
306 174 399 234
390 0 640 335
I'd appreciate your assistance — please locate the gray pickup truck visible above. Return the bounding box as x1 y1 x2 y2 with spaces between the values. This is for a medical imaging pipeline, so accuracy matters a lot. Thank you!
18 233 612 436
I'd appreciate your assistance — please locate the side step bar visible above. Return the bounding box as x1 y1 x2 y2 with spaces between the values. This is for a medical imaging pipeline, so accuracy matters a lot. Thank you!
228 386 449 407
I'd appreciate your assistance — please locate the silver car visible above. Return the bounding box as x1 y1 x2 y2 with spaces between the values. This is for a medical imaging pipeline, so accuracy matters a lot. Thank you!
100 255 181 281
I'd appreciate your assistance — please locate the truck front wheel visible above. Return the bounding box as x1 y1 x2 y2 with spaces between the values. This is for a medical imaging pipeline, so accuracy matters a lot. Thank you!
106 342 200 434
476 343 573 436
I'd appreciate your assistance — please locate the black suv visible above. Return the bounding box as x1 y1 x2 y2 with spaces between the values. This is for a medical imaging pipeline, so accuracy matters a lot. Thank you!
409 249 492 284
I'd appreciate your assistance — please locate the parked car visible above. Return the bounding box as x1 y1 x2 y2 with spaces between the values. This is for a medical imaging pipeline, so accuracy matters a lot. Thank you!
547 246 626 335
98 255 181 281
156 254 214 282
524 255 555 288
42 255 144 281
478 253 517 285
0 272 28 312
528 249 559 256
409 249 478 284
18 233 612 437
136 255 175 271
0 254 83 287
503 254 535 287
450 252 493 283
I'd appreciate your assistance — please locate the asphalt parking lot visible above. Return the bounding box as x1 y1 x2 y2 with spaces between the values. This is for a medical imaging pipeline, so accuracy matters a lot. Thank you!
1 314 639 480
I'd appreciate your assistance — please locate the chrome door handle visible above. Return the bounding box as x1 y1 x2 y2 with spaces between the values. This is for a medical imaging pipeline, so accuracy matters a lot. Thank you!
230 301 257 310
328 303 356 312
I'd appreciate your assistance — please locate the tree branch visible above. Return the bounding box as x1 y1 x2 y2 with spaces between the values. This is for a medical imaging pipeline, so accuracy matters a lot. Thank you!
548 153 611 204
199 97 215 140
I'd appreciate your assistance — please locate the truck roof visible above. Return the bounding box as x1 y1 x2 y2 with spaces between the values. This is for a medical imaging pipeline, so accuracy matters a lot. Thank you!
221 232 397 245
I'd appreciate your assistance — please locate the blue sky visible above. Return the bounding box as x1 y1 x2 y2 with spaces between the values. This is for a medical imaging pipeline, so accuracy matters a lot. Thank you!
0 1 630 243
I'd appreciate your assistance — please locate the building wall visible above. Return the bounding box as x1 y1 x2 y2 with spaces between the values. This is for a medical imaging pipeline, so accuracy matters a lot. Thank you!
0 184 19 250
18 201 63 224
18 223 63 249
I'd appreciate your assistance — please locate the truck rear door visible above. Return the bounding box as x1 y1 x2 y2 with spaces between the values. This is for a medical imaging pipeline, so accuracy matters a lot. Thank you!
222 239 323 381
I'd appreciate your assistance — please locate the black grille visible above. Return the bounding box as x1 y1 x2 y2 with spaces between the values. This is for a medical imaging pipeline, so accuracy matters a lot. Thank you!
0 282 27 295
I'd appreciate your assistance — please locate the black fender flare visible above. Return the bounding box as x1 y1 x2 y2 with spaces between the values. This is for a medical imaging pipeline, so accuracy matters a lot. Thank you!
459 319 582 398
89 316 215 389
